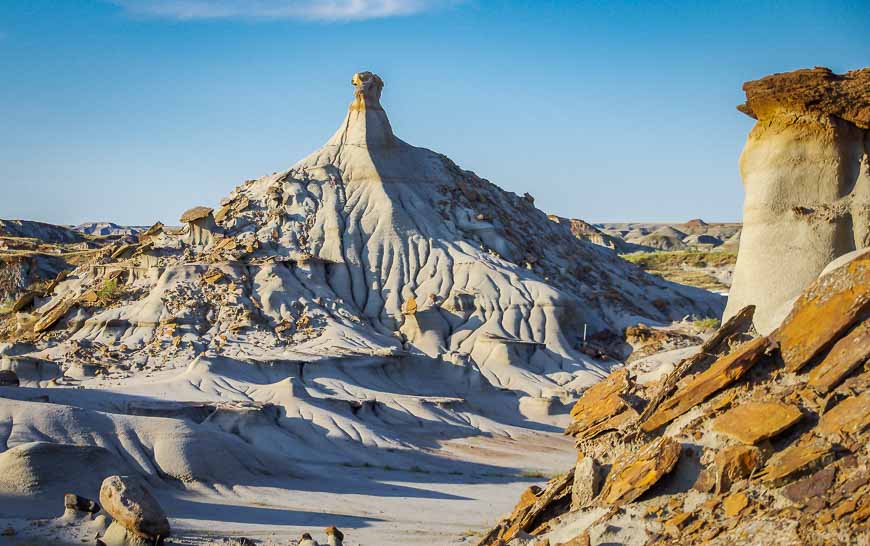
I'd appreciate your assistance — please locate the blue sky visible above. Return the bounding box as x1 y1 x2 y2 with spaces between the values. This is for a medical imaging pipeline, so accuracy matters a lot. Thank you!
1 1 868 226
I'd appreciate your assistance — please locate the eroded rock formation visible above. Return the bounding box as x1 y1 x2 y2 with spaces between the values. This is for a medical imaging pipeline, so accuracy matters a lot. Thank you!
724 67 870 334
477 249 870 545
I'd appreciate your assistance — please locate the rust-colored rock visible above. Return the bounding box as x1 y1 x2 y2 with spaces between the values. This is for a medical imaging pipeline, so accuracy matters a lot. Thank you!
641 336 773 432
808 320 870 394
712 401 802 445
713 445 762 493
817 391 870 438
599 437 681 505
722 491 750 517
737 67 870 129
757 440 833 486
566 368 631 438
773 253 870 373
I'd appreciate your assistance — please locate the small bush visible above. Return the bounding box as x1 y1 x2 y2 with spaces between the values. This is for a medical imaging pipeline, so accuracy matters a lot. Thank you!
96 278 123 304
693 317 721 330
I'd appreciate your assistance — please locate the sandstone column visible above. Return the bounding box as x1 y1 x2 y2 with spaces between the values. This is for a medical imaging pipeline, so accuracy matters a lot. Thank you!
724 67 869 334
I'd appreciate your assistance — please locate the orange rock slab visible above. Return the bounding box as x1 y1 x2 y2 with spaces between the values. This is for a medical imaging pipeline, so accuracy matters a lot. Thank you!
641 337 773 432
712 401 802 444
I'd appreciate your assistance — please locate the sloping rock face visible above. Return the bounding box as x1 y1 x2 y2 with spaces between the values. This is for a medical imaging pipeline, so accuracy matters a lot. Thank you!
724 67 870 334
477 249 870 546
0 72 722 501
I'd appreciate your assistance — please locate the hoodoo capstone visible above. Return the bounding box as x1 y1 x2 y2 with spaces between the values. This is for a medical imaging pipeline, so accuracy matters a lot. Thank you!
724 67 870 334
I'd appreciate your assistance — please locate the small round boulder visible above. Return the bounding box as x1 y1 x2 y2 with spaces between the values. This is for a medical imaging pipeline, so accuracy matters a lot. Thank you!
99 475 170 540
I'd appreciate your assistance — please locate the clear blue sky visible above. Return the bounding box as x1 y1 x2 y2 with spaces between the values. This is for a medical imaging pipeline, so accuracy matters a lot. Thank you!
1 1 868 226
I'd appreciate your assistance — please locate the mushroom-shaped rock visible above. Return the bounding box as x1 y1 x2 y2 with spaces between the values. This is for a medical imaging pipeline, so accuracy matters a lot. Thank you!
325 526 344 546
179 206 217 246
724 67 870 334
99 475 169 545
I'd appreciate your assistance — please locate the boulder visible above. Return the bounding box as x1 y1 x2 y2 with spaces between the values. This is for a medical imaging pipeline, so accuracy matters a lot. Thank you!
570 456 602 510
99 475 169 543
724 67 870 335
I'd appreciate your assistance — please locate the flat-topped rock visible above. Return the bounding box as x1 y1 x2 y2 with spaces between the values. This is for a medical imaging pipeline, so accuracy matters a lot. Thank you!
712 401 802 445
737 67 870 128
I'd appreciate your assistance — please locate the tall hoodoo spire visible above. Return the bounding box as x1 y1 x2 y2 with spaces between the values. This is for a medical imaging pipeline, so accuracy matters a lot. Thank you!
327 71 396 148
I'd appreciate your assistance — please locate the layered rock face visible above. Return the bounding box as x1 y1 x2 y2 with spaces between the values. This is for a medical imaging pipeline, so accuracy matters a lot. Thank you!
724 67 870 334
478 249 870 546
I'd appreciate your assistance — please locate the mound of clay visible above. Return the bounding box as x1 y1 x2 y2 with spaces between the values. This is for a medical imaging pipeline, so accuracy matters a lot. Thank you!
477 249 870 545
724 67 870 334
636 226 689 251
0 72 723 511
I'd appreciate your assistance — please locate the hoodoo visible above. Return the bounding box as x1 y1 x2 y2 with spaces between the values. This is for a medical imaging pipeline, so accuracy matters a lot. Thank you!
724 67 870 334
0 72 722 537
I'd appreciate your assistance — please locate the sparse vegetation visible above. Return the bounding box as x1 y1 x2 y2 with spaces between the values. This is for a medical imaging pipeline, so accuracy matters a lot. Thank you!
693 317 721 330
96 278 124 304
623 250 736 291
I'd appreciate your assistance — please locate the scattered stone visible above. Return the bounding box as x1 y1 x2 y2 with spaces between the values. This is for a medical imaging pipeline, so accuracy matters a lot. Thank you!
757 440 833 486
641 336 773 432
64 492 100 513
722 491 749 517
566 368 631 439
782 465 836 504
99 475 170 543
712 401 802 444
808 320 870 394
816 391 870 438
713 444 762 494
599 437 681 505
570 456 602 510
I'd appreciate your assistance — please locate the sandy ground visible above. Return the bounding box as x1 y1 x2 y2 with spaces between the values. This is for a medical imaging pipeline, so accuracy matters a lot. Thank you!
0 431 575 546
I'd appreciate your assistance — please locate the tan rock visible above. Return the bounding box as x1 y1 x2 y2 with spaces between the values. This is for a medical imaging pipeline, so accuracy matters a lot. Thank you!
713 445 762 493
641 336 773 432
570 456 602 510
757 440 833 486
566 368 631 438
33 297 75 333
599 437 681 505
99 475 170 540
808 320 870 394
722 491 749 517
737 67 870 129
179 206 213 223
712 401 802 444
773 252 870 372
817 391 870 438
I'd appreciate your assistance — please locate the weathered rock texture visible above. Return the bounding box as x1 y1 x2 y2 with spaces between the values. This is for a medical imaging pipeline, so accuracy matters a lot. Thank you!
0 72 723 510
477 250 870 546
724 67 870 334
